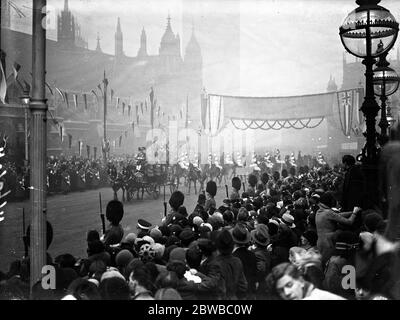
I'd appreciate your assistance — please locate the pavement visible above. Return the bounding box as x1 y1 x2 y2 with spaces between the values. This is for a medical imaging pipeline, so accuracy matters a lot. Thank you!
0 183 228 273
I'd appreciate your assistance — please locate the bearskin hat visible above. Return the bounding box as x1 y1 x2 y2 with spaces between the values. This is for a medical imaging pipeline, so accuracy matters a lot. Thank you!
206 181 217 197
169 191 185 211
106 200 124 225
248 174 258 187
232 177 241 190
261 172 269 185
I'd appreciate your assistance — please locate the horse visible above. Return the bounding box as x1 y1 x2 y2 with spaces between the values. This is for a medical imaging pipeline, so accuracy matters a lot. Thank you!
187 163 202 195
170 163 188 190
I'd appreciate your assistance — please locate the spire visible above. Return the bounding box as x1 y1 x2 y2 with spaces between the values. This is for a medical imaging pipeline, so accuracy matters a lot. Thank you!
117 17 122 33
64 0 69 12
138 27 148 57
96 32 102 52
115 17 123 57
167 14 171 30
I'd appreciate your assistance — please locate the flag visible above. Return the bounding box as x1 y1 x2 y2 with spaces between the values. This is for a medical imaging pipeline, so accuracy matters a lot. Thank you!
64 92 69 108
78 141 83 156
128 105 131 117
185 95 189 128
119 135 122 147
0 62 7 104
97 84 103 95
73 93 78 109
116 97 120 109
12 62 21 80
83 94 88 110
122 102 125 115
56 87 65 102
91 90 99 111
59 124 64 142
140 102 143 115
68 134 72 149
86 145 90 158
149 87 155 129
94 147 97 160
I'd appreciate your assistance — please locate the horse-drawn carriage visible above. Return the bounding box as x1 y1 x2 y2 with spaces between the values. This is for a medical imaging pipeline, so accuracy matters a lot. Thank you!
108 162 169 202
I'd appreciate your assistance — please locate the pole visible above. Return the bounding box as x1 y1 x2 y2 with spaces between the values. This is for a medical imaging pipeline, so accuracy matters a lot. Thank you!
103 70 108 164
29 0 47 293
24 107 28 164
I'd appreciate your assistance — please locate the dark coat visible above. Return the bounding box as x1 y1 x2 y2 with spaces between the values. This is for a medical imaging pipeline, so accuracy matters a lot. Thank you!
341 164 365 211
233 247 258 298
214 253 248 300
197 255 225 300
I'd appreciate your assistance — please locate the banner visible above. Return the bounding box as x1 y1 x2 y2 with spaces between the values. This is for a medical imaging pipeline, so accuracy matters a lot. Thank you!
83 94 88 110
73 94 78 109
68 134 72 149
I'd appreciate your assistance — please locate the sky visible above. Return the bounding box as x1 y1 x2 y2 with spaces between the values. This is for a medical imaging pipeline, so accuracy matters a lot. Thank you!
8 0 400 97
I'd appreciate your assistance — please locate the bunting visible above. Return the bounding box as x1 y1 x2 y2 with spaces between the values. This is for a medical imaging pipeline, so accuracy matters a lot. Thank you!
64 92 69 108
68 134 72 149
97 84 103 95
78 141 83 156
150 87 155 129
73 94 78 109
91 90 99 111
12 62 21 80
122 102 125 115
55 87 65 102
0 62 7 104
140 102 143 115
83 94 88 110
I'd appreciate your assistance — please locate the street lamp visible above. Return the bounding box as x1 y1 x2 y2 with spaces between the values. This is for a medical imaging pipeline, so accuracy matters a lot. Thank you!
373 52 400 145
19 89 30 166
339 0 398 207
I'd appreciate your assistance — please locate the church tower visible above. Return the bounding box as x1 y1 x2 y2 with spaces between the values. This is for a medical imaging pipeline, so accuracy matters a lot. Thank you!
57 0 75 49
159 15 182 73
115 17 124 58
137 28 148 58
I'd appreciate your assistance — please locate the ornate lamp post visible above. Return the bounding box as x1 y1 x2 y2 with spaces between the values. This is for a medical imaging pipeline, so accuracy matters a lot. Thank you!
339 0 398 207
373 52 400 145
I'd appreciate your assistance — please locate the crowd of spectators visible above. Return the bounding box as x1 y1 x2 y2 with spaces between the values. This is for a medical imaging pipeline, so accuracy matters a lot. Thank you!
0 154 399 300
